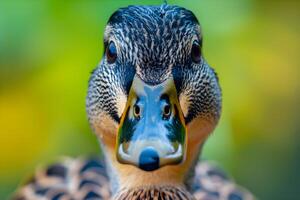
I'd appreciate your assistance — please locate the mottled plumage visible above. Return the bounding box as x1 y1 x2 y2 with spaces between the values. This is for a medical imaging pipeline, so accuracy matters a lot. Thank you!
13 158 253 200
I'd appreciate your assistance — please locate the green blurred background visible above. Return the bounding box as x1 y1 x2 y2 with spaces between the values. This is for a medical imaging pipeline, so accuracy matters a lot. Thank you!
0 0 299 199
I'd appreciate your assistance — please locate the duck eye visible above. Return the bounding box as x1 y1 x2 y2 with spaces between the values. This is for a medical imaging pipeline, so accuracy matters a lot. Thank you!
106 41 117 63
133 105 141 119
162 104 171 119
191 40 201 63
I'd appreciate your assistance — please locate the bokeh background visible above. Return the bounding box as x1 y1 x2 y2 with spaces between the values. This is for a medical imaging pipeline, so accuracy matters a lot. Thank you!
1 0 299 199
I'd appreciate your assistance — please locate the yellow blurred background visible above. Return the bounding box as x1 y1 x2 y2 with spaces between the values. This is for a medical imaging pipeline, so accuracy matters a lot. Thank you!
0 0 299 199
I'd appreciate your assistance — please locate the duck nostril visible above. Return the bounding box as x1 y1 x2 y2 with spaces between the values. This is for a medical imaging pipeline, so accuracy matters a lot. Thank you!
162 104 171 119
133 105 141 119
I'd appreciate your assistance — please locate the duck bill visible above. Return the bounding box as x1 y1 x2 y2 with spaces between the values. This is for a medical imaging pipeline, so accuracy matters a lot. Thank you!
116 76 187 171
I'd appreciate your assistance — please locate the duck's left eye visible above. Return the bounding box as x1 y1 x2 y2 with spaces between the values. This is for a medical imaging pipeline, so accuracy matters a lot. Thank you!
191 40 201 63
106 41 117 63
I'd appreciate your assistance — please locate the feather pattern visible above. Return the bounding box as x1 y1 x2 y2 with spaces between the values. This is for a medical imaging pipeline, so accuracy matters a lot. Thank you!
12 158 254 200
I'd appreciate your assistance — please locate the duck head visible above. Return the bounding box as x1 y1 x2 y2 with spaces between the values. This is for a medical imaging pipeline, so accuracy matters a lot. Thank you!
86 4 221 191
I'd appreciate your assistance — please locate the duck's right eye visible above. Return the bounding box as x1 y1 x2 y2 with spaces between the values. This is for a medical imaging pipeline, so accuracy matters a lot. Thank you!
106 41 117 63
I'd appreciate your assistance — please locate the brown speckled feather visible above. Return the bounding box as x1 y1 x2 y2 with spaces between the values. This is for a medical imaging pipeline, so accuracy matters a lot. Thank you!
12 157 111 200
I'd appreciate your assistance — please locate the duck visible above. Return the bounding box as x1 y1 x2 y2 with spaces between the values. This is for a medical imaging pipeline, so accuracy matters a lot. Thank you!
13 4 255 200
